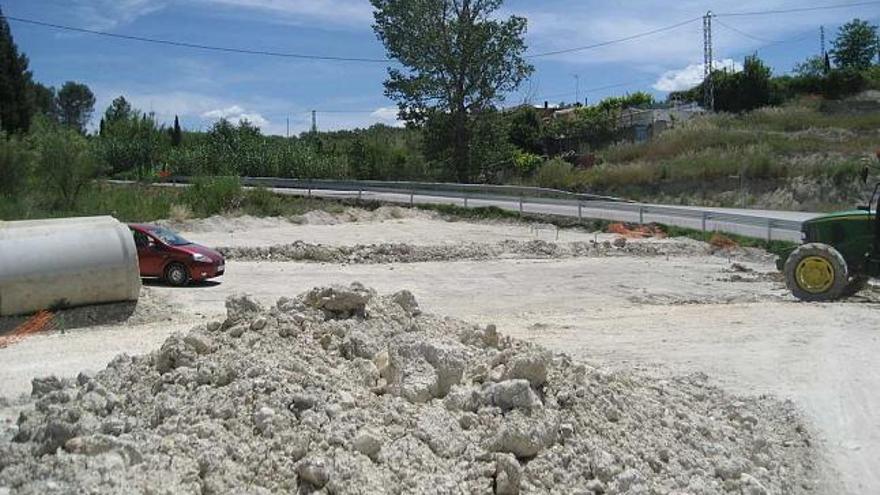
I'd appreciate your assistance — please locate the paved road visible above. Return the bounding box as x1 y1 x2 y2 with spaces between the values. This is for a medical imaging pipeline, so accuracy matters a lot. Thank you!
117 179 822 241
270 186 820 242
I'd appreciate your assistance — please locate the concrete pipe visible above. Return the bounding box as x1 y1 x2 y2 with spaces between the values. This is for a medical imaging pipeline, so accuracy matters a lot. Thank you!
0 216 141 317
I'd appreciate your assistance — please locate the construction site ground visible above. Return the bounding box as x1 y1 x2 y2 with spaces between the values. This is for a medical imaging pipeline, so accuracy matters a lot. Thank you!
2 208 878 493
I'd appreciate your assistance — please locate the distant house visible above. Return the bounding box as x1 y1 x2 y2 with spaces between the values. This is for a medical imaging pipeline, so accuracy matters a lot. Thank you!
617 102 704 142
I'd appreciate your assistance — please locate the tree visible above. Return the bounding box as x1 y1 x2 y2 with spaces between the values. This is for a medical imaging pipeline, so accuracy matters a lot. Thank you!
0 7 34 134
104 96 133 125
31 120 99 209
371 0 533 182
794 56 827 78
507 106 543 155
711 55 774 113
56 81 96 133
831 19 879 71
171 115 183 147
29 82 58 121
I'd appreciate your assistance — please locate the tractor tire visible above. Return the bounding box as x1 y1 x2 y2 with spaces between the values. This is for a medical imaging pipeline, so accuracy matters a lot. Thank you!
164 262 190 287
843 276 870 298
784 243 849 302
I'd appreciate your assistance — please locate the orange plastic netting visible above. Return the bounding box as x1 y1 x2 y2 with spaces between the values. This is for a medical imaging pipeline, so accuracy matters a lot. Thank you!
606 223 667 239
0 311 56 349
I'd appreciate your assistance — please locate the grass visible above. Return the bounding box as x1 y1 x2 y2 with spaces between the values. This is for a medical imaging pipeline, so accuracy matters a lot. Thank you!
536 98 876 203
0 180 350 223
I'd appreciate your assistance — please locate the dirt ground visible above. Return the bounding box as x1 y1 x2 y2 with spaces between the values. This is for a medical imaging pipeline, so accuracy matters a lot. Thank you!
2 211 878 493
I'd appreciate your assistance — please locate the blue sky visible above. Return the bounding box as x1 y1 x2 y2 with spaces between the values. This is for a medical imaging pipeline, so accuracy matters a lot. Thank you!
3 0 878 135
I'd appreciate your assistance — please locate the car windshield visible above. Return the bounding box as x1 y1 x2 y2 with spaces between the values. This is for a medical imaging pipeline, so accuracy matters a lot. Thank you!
148 226 190 246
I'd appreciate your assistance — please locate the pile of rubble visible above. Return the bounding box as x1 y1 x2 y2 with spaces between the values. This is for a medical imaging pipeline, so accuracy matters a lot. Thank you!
217 239 772 265
0 285 817 494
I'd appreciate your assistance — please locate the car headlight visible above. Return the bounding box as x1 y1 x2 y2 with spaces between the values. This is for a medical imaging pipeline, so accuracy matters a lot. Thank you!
193 253 212 263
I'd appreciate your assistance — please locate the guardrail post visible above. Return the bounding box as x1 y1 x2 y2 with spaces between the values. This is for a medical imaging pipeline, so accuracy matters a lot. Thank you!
358 189 363 202
519 196 524 215
464 195 468 208
767 220 773 242
638 206 644 225
578 203 583 220
410 191 414 207
701 212 708 232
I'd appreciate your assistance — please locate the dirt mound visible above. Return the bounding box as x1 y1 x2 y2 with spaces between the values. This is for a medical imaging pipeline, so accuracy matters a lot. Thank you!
0 285 818 494
158 215 296 234
296 206 439 225
217 239 741 265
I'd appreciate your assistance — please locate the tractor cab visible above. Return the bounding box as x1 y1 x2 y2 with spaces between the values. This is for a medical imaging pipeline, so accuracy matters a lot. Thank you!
783 153 880 301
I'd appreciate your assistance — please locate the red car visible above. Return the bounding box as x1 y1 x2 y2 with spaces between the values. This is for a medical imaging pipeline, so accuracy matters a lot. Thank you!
128 224 225 286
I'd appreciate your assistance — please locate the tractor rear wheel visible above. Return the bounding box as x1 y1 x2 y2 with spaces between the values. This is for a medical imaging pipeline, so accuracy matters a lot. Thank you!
784 243 849 302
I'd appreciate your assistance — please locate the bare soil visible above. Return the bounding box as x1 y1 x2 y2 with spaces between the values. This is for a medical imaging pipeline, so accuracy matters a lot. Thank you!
1 211 876 493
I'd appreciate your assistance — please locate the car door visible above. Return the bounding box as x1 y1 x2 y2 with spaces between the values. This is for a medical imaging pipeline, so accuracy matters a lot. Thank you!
132 229 166 277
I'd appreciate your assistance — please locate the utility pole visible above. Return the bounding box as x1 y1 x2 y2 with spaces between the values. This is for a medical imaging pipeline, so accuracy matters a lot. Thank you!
286 115 290 138
573 74 580 105
311 110 317 134
820 25 826 56
702 11 714 112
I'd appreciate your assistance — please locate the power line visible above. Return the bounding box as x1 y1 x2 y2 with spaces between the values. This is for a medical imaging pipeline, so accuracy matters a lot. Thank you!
716 1 880 17
528 17 701 58
714 20 788 44
0 14 391 63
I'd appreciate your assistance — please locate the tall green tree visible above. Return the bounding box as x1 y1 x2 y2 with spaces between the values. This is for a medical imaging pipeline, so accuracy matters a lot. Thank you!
371 0 533 182
104 95 133 125
56 81 96 133
171 115 182 147
29 82 58 121
831 19 879 70
0 7 33 134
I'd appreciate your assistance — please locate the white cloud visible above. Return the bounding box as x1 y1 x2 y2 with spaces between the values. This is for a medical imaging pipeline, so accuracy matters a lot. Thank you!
202 105 270 127
191 0 373 28
70 0 168 30
652 59 743 92
370 106 401 123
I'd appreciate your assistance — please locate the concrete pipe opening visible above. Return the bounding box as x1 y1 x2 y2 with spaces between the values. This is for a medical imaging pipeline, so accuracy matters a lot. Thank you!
0 216 141 317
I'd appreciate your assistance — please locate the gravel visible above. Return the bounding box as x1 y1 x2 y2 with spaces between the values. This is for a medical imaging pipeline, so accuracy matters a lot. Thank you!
217 239 776 265
0 284 818 494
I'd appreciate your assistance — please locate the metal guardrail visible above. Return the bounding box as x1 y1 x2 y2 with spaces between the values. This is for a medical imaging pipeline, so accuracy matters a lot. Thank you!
163 176 806 242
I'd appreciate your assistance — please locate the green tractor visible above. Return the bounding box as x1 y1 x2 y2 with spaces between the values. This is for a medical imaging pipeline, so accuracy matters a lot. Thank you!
782 154 880 301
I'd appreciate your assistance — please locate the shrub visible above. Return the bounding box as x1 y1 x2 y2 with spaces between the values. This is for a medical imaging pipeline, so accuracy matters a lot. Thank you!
242 187 285 217
30 121 100 209
182 176 243 216
535 158 574 189
513 150 543 176
0 134 31 197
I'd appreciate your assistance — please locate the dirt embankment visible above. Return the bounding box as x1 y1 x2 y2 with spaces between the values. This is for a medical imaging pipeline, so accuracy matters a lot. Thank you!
1 285 819 494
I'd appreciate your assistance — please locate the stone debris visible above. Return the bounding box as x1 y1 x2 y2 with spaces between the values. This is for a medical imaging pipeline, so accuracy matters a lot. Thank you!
0 284 818 494
217 238 777 265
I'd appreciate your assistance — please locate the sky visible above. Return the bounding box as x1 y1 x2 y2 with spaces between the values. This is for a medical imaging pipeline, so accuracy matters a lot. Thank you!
2 0 878 135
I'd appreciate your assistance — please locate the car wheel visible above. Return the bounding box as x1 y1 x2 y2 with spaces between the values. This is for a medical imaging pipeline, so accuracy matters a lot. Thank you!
164 262 190 287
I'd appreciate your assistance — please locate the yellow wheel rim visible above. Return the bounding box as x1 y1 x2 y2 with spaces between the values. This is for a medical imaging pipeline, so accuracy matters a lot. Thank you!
796 256 835 294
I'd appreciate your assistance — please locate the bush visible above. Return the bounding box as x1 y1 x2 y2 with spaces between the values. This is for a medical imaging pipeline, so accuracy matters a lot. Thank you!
182 176 243 216
535 158 574 189
30 121 100 209
513 150 542 176
242 187 285 216
0 134 31 197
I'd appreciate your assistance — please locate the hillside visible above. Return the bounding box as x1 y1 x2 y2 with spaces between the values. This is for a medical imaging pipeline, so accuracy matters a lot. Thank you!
569 94 880 212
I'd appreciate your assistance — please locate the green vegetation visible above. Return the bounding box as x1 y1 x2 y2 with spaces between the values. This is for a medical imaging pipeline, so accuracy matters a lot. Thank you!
518 98 877 204
371 0 532 182
0 178 347 223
